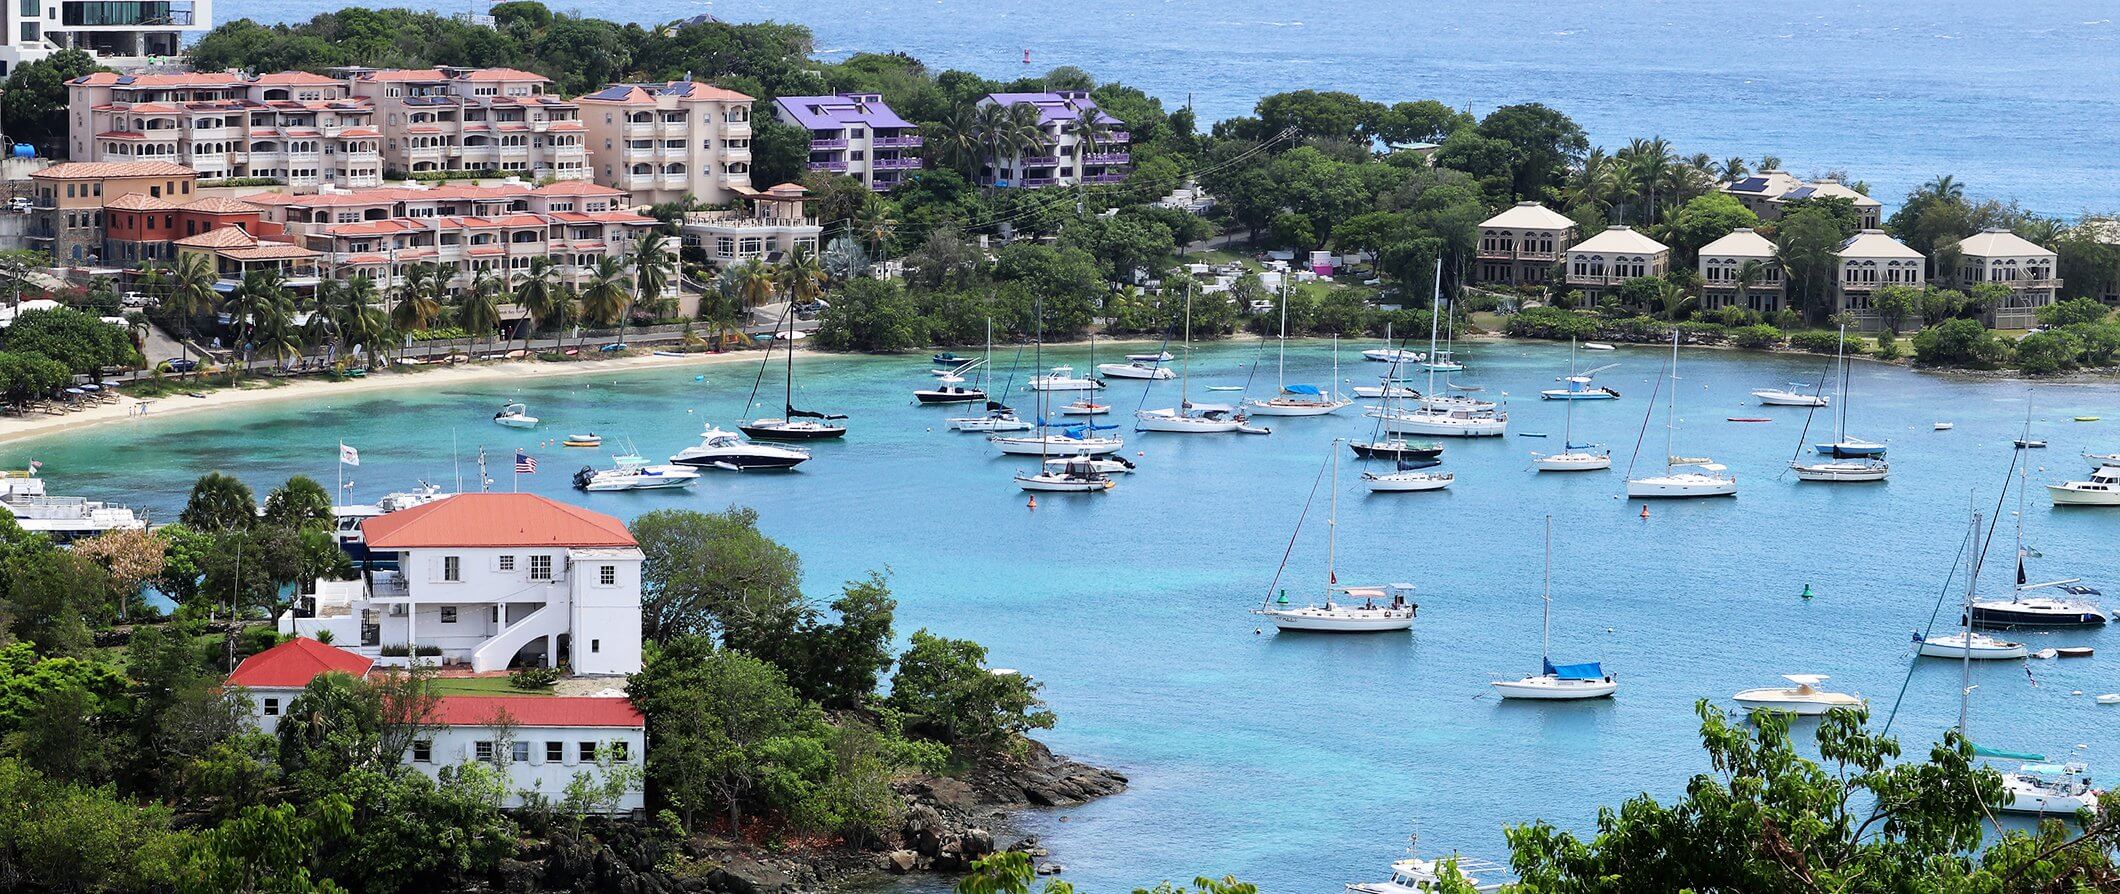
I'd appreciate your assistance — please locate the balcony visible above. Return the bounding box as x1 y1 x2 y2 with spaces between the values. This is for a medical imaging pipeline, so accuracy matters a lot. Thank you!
63 2 197 26
1022 177 1060 187
1107 130 1131 142
874 134 923 149
1988 277 2062 292
1083 152 1130 165
1565 272 1629 288
1703 278 1784 291
809 138 848 150
1085 173 1128 184
807 160 850 172
1477 247 1558 262
872 157 922 171
1022 155 1061 167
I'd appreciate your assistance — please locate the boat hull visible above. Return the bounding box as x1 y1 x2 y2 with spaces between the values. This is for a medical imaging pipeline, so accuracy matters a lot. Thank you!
1016 474 1114 492
740 421 846 441
914 390 986 404
1533 452 1611 472
1095 363 1175 380
1792 461 1889 482
670 451 808 470
1967 605 2109 629
1731 691 1865 716
1350 441 1442 461
2048 485 2120 506
1915 639 2028 660
1351 385 1420 399
1379 414 1507 437
1491 675 1618 700
1627 474 1738 498
947 417 1033 432
1540 389 1618 401
1256 610 1416 632
1241 398 1350 417
1754 391 1828 407
495 416 538 429
991 436 1125 456
1134 410 1242 433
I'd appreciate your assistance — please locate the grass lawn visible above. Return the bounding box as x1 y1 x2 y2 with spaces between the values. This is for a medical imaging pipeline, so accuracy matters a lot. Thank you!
430 676 552 696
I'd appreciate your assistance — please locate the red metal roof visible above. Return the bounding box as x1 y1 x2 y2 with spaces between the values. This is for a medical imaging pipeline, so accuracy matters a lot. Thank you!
431 695 644 728
227 637 375 688
362 493 635 549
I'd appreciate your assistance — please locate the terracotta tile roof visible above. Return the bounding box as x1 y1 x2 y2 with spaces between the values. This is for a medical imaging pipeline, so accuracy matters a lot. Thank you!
70 71 245 89
461 68 547 83
227 637 374 689
530 181 623 197
362 493 635 549
578 81 753 105
33 161 196 180
182 196 264 214
105 193 179 211
174 227 260 249
223 243 320 261
431 695 644 728
335 128 382 138
355 68 450 83
253 71 342 87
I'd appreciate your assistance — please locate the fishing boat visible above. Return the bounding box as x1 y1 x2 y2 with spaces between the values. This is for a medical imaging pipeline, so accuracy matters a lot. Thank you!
742 310 847 441
1532 341 1611 472
2048 464 2120 507
572 454 701 492
1790 327 1892 481
1015 457 1116 492
1028 366 1103 391
1732 674 1864 715
1752 384 1828 407
1137 284 1249 434
1492 518 1618 700
1244 296 1352 417
1095 361 1176 380
669 425 811 470
1539 374 1620 400
493 402 538 428
562 433 603 448
1626 329 1736 498
1345 836 1510 894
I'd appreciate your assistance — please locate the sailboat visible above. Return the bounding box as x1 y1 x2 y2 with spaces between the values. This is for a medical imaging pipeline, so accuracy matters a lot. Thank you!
1532 340 1612 472
1368 262 1506 437
1420 303 1465 372
1014 299 1119 492
1792 324 1888 480
1539 340 1620 400
995 302 1126 458
1624 328 1735 498
1244 283 1352 417
1943 510 2103 815
741 310 847 441
1491 517 1617 699
1254 444 1418 632
1136 282 1248 433
1352 323 1422 399
1968 453 2109 629
947 320 1034 432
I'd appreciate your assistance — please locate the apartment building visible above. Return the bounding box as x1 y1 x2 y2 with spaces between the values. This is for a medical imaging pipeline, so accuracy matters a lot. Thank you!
1696 228 1784 313
0 0 211 76
1473 201 1574 286
1944 227 2060 329
101 192 261 265
171 225 322 293
680 181 820 266
773 93 924 191
67 70 383 191
1561 225 1670 295
348 67 588 183
974 91 1131 188
27 159 196 264
578 81 754 206
1833 229 1925 330
1723 170 1883 229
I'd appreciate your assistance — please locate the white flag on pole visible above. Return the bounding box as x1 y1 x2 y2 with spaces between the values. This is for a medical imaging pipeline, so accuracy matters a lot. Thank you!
339 443 361 467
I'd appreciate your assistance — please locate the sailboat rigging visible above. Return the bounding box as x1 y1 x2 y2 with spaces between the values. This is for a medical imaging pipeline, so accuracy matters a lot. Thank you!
1491 516 1617 699
741 307 846 441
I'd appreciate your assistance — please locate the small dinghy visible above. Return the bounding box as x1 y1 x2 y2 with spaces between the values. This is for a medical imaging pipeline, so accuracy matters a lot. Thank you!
1058 399 1110 416
2098 694 2120 705
1205 385 1245 392
563 433 603 448
1729 417 1772 423
1935 422 1955 431
2015 439 2048 449
1583 342 1616 351
2057 646 2095 658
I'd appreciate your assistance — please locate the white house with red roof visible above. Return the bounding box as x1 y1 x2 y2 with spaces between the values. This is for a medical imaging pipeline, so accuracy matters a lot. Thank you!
279 493 644 676
229 637 646 811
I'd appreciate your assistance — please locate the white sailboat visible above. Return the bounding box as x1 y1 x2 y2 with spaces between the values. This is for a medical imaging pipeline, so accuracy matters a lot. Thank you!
1254 445 1418 632
1492 517 1618 700
1532 340 1612 472
1625 328 1735 498
1352 322 1422 399
1367 262 1506 437
947 319 1036 432
1006 297 1126 476
1137 282 1248 434
1244 286 1352 416
1792 324 1888 482
1027 366 1103 391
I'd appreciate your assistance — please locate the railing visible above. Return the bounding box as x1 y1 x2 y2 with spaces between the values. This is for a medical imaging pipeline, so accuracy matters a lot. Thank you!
1022 156 1060 167
31 195 56 209
1565 273 1629 287
872 157 922 171
1085 173 1129 184
1022 177 1060 187
1477 248 1558 261
808 138 847 150
1992 277 2063 291
1703 279 1784 290
807 160 850 172
1083 152 1130 165
1107 130 1131 142
874 135 923 149
683 211 819 230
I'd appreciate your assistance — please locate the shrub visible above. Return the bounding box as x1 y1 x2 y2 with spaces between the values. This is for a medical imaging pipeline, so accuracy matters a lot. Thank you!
1501 306 1598 340
2013 330 2083 375
1727 324 1784 349
1787 331 1845 354
1874 329 1903 360
196 177 282 188
508 665 562 690
377 644 443 657
1912 318 2010 367
2036 296 2113 328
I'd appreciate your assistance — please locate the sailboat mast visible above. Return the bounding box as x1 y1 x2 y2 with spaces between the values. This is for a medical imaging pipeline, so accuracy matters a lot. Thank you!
1541 514 1553 664
1834 323 1849 442
1326 447 1338 599
1959 510 1984 736
1277 277 1288 391
1425 258 1442 398
1181 281 1193 407
783 307 794 415
1665 328 1679 471
1034 297 1048 460
1563 338 1578 446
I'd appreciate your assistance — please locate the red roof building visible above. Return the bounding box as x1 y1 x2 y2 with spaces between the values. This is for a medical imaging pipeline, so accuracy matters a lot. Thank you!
361 493 637 550
430 695 645 728
227 636 376 688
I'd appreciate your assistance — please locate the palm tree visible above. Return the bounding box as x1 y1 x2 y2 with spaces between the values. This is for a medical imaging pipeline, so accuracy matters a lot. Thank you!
460 269 503 359
1619 137 1675 225
579 256 630 333
167 253 217 374
1717 157 1750 183
1564 148 1621 214
733 258 777 316
628 230 674 343
1922 175 1965 203
924 105 983 179
553 281 584 354
1756 155 1783 173
1732 259 1768 315
1654 280 1695 322
851 205 897 277
332 276 390 368
388 262 443 334
2016 216 2066 250
1066 116 1103 181
972 101 1046 187
515 256 561 355
776 243 826 310
221 268 290 371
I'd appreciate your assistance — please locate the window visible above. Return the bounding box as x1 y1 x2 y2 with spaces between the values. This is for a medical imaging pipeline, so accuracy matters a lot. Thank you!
612 741 630 762
591 638 601 654
529 555 553 580
475 741 495 763
511 741 530 763
262 697 280 716
498 555 515 572
442 555 460 581
579 741 598 762
411 740 432 762
599 565 616 586
440 606 458 624
545 741 564 762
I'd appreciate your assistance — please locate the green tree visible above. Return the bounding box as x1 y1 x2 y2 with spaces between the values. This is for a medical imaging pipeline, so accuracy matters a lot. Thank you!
180 472 256 533
747 116 812 188
0 50 103 150
0 758 181 892
629 507 804 647
5 550 110 655
1871 284 1924 332
262 476 332 530
1775 206 1848 324
814 277 923 352
1912 318 2009 367
1253 89 1385 144
578 256 630 328
1661 193 1760 264
3 305 138 377
1474 103 1587 202
2038 295 2113 328
2012 329 2082 374
887 630 1054 751
624 639 820 832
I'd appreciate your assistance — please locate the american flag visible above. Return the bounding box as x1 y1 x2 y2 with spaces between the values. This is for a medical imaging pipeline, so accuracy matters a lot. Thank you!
515 450 537 474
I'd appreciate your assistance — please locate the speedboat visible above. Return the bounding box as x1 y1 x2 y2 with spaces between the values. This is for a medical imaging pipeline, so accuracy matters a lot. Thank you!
1352 382 1420 399
1362 467 1454 492
913 384 987 404
670 426 811 470
1254 584 1417 632
2048 464 2120 506
1541 375 1620 400
1492 660 1618 700
1732 674 1864 716
1419 351 1464 372
572 455 701 492
948 404 1033 432
740 415 846 441
1532 446 1611 472
1135 403 1244 433
931 351 970 366
1028 366 1103 391
1044 454 1135 475
1126 350 1175 363
1362 347 1424 364
1016 459 1116 493
2084 452 2120 466
2014 438 2047 449
990 431 1126 456
1999 763 2103 815
1627 461 1737 498
1095 361 1175 380
1373 405 1507 437
562 433 603 448
1350 439 1441 462
1753 385 1828 407
1814 437 1887 458
1346 846 1509 894
1059 398 1110 416
1791 458 1889 482
493 402 538 428
1968 592 2108 629
1913 630 2027 660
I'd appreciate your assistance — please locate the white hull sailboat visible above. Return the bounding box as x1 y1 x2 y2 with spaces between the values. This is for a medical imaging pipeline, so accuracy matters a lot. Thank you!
1493 518 1618 701
949 411 1032 432
1255 443 1418 632
1353 382 1420 399
1793 461 1888 482
1363 348 1424 364
1913 631 2028 660
1028 366 1103 391
1243 315 1352 417
1362 469 1453 492
1374 406 1508 437
991 433 1125 456
1533 340 1612 472
1627 329 1735 498
1137 283 1255 434
1792 325 1889 482
1016 461 1116 492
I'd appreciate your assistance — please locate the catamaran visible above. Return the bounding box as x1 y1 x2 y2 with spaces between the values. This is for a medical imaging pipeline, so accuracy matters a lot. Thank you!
1791 324 1888 482
1625 328 1735 498
1254 446 1418 632
1492 517 1617 700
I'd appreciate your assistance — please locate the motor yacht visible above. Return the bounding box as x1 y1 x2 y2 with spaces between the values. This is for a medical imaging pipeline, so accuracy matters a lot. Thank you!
1732 674 1864 715
670 426 811 470
572 455 701 492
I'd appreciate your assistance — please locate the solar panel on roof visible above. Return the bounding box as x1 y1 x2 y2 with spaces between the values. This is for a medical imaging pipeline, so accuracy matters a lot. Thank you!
1782 187 1817 200
1730 176 1768 192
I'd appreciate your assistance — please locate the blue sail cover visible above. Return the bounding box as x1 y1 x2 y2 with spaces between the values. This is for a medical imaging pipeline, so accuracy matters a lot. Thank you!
1972 743 2047 762
1285 384 1323 396
1543 659 1605 680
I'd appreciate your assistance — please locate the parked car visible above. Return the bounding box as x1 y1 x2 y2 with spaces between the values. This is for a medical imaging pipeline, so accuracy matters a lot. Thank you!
162 357 198 373
121 290 151 307
5 197 32 214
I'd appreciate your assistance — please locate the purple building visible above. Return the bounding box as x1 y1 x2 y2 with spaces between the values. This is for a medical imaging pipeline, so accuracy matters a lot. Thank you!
975 90 1131 188
772 93 924 191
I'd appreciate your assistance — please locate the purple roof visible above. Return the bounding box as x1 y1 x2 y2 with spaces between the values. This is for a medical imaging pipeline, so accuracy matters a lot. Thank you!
981 91 1123 126
773 93 915 131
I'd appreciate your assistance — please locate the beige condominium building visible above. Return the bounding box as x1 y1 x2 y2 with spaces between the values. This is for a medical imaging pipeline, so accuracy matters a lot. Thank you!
1723 170 1883 229
66 70 382 191
1474 201 1575 286
348 67 588 183
1697 228 1784 313
1562 225 1670 295
1944 227 2060 329
1833 229 1925 330
577 81 754 206
27 160 197 265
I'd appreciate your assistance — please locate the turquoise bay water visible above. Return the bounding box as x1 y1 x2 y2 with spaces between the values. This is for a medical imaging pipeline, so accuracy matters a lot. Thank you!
17 341 2120 887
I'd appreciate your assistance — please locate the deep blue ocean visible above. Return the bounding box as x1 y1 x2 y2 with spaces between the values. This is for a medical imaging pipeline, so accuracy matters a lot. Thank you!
16 340 2120 888
233 0 2120 216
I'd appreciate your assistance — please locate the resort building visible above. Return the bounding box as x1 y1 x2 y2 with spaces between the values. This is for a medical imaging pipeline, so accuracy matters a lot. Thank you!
1561 225 1670 295
1696 228 1785 313
1723 171 1882 229
100 193 262 266
1942 227 2060 330
974 91 1131 188
1833 229 1925 330
578 81 754 206
773 93 924 191
27 160 197 265
281 493 646 677
347 67 588 183
230 637 647 812
1474 201 1574 286
680 181 820 266
0 0 211 76
66 70 383 191
171 225 323 293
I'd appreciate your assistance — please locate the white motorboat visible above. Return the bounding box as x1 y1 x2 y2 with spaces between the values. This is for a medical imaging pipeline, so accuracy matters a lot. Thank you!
1792 459 1888 482
1582 342 1616 351
493 402 538 428
1258 583 1419 631
670 426 811 470
1352 382 1421 399
0 468 148 543
991 431 1126 456
1533 449 1611 472
1015 458 1116 493
1059 398 1110 415
1732 674 1864 716
1419 352 1464 372
1028 366 1103 391
1044 454 1135 475
1540 375 1620 400
1492 518 1619 701
1346 839 1509 894
2082 451 2120 466
1125 350 1174 363
1999 763 2103 815
572 455 701 492
947 406 1033 432
1374 405 1508 437
1753 385 1828 407
1627 329 1736 498
1095 361 1175 380
2048 464 2120 506
1362 347 1424 364
1913 630 2027 660
1362 468 1453 492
